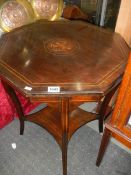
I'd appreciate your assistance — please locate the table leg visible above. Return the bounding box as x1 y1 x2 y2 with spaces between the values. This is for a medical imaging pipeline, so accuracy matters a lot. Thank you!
98 83 120 133
1 80 25 135
96 127 111 166
61 97 69 175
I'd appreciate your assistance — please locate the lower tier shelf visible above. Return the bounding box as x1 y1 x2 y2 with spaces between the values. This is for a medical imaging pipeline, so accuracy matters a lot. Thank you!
25 106 98 148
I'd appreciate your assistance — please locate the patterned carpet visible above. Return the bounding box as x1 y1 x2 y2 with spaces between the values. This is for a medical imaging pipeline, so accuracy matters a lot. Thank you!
0 118 130 175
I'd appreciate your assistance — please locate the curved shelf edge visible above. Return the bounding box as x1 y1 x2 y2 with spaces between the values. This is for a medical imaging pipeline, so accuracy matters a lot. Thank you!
68 108 98 140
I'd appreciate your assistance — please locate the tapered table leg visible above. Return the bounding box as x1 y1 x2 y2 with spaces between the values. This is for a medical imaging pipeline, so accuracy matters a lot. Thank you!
96 127 111 166
1 80 25 135
98 83 120 133
61 97 69 175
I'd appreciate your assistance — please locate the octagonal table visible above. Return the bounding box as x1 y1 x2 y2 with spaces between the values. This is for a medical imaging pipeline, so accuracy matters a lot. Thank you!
0 20 130 175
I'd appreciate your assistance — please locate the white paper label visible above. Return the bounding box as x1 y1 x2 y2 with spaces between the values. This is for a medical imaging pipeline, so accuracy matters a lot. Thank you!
24 86 32 91
48 86 60 93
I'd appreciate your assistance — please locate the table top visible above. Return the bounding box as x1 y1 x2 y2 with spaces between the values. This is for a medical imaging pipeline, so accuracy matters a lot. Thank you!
0 20 130 97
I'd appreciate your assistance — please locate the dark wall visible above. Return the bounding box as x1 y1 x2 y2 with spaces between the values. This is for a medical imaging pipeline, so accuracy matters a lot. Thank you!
64 0 81 7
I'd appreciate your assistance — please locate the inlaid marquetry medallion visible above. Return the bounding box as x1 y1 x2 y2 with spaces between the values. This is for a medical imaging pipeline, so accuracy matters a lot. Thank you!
44 38 80 55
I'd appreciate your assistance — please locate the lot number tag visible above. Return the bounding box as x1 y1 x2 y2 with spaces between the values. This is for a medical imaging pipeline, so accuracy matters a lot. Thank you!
48 86 60 93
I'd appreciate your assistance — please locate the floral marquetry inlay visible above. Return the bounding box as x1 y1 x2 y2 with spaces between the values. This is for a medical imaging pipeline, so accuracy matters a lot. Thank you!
44 38 80 55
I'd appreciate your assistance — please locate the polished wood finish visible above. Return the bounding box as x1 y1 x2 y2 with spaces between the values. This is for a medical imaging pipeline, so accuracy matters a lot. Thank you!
0 20 130 175
96 52 131 167
61 98 69 175
0 21 129 96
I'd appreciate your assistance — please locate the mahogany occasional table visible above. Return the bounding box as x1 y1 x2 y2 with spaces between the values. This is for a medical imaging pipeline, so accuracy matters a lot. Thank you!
0 20 130 175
